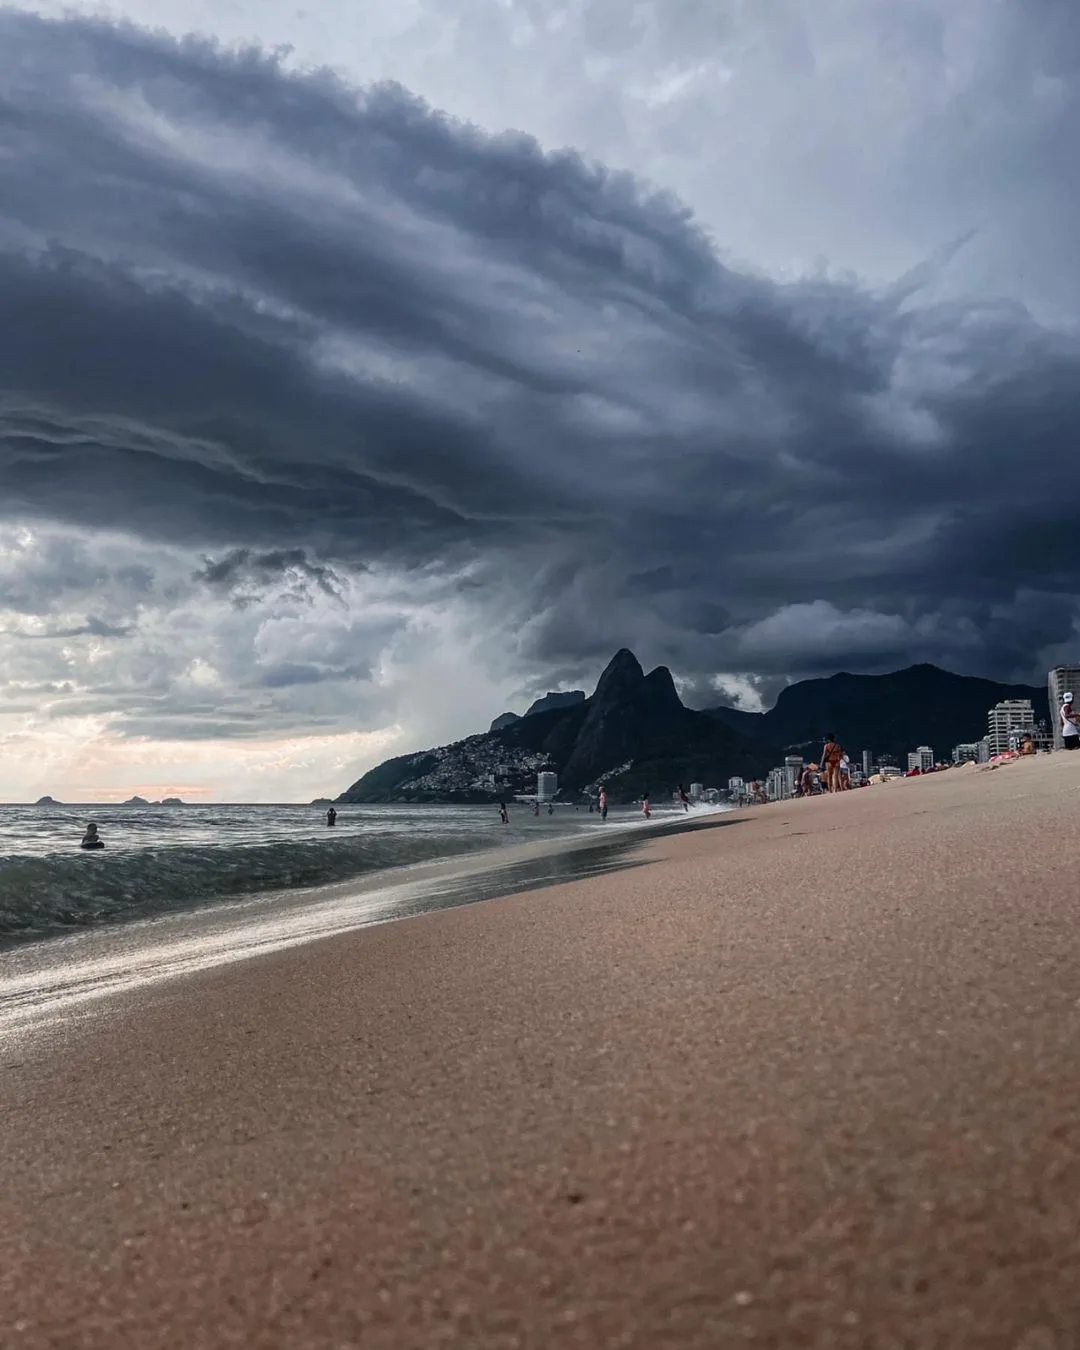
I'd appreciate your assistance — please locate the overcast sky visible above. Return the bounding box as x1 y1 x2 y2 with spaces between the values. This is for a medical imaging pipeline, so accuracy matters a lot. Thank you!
2 1 1079 801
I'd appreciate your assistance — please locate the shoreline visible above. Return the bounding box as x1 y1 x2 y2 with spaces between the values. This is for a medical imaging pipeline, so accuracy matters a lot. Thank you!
0 800 723 952
0 805 734 1038
4 754 1080 1347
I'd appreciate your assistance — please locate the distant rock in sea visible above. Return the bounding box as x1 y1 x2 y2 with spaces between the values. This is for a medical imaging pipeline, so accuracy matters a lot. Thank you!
309 798 334 806
161 797 184 806
121 795 150 806
35 795 62 806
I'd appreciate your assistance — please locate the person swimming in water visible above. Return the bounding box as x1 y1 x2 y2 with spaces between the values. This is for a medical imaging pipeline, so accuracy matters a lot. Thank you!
80 822 104 850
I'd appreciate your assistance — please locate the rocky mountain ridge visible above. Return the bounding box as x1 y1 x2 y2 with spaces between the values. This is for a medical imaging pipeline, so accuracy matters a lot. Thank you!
705 663 1048 761
337 654 1054 804
338 649 777 804
488 689 585 733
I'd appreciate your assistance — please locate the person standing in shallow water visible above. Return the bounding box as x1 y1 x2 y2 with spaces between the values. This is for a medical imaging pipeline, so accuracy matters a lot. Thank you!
642 791 651 819
498 802 509 824
80 822 104 849
326 807 337 827
598 788 608 821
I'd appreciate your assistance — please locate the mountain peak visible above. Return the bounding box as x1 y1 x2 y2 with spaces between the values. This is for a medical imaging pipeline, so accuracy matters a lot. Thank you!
644 664 683 715
592 648 645 702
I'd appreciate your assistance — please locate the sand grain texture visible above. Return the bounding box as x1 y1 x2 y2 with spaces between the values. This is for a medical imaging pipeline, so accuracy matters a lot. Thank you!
3 758 1080 1348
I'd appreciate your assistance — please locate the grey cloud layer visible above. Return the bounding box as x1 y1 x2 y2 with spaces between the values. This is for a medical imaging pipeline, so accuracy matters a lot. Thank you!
2 10 1080 714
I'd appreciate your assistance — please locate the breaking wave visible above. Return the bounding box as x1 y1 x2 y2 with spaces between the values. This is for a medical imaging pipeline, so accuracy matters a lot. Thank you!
0 832 496 947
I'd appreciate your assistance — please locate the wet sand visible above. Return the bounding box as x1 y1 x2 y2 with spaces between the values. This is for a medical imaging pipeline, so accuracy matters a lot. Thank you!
3 756 1080 1349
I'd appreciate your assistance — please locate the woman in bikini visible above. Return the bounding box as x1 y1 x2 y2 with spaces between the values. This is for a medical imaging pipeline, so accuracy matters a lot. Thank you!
821 733 844 793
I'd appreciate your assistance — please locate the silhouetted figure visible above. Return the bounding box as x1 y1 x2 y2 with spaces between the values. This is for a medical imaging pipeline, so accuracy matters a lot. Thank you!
499 802 509 824
326 807 337 827
80 822 104 850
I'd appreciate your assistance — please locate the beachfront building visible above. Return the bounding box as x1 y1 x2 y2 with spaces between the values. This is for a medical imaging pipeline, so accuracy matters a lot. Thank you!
728 776 744 794
907 745 934 772
952 742 981 764
689 782 704 800
536 771 558 801
1048 666 1080 748
978 737 991 763
764 757 805 802
861 750 872 777
987 700 1034 757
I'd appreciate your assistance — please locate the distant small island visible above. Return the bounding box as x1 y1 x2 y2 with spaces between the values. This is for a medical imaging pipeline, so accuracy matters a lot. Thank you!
309 798 334 807
35 795 62 806
161 798 185 806
121 796 150 806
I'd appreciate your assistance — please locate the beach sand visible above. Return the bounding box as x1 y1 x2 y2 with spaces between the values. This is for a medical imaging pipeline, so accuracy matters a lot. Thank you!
3 756 1080 1349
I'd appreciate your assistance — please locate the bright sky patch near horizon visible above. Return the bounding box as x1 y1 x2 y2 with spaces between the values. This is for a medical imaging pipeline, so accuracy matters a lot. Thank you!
2 0 1079 801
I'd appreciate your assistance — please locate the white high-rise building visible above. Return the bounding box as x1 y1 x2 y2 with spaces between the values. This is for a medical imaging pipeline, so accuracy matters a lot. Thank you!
689 782 704 800
1048 666 1080 748
987 700 1034 757
537 771 558 801
952 743 980 764
766 767 788 801
783 756 804 796
907 745 934 772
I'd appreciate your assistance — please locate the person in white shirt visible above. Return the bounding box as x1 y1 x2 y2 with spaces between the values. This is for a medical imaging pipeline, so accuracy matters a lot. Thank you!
1061 693 1080 749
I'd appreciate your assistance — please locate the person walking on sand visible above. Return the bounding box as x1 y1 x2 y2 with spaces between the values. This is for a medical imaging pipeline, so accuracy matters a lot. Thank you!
821 733 844 793
677 784 691 811
1061 692 1080 750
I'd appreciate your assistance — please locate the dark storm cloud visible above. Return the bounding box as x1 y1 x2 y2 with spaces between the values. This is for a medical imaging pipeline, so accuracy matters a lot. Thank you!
194 547 345 604
8 616 136 639
2 10 1080 692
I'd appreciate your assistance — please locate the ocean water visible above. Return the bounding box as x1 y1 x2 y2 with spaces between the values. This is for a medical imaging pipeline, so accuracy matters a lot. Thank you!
0 799 716 948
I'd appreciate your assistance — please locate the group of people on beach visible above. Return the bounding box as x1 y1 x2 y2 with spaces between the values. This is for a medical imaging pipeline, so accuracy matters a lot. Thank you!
792 735 851 796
